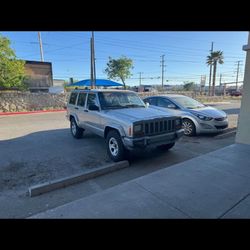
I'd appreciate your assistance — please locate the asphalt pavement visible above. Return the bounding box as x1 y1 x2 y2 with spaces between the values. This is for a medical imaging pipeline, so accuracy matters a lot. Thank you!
0 100 240 218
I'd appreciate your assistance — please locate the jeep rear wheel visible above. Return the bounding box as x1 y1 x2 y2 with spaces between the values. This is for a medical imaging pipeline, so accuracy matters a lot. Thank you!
106 130 125 162
70 118 84 139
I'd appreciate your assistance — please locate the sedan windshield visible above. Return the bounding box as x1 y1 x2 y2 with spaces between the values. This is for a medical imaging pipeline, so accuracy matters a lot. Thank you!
171 96 205 109
98 92 145 110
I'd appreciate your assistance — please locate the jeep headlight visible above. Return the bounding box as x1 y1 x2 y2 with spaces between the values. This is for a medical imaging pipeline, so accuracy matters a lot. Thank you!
175 118 182 129
134 124 143 133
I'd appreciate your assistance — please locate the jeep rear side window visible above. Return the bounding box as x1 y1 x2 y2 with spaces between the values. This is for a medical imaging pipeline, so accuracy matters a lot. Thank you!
69 92 78 105
87 93 98 108
77 93 87 107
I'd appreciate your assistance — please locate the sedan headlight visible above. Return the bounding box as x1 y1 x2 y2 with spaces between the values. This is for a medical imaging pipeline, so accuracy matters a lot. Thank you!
196 114 213 121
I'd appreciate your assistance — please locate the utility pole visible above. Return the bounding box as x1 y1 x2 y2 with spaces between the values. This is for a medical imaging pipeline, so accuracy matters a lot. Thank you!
208 42 214 96
200 75 206 95
220 74 224 95
235 61 242 91
199 76 202 95
38 32 44 62
90 37 94 89
138 72 143 86
160 55 165 90
90 32 96 89
92 31 96 88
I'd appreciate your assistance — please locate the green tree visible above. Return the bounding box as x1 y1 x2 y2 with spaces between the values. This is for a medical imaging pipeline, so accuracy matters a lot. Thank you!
183 81 195 91
104 56 133 89
0 35 26 90
206 51 224 96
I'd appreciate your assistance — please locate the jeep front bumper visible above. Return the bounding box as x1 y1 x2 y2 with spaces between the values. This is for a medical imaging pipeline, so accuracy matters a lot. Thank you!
122 129 184 150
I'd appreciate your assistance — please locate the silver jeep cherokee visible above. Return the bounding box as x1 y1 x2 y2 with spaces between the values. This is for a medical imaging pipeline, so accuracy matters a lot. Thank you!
66 89 184 162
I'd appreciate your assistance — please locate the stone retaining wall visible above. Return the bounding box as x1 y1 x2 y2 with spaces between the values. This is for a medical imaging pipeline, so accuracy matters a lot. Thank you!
0 91 240 112
0 92 69 112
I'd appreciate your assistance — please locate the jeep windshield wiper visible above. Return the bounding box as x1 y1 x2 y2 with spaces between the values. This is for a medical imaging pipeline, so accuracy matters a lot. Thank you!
124 104 145 108
103 105 128 109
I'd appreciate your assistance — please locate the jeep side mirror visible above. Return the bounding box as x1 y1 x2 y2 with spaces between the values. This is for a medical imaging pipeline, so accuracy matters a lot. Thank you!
145 102 150 108
89 104 100 111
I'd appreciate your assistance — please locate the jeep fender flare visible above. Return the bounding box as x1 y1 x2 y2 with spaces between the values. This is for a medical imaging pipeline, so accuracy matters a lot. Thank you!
104 124 126 139
69 114 80 126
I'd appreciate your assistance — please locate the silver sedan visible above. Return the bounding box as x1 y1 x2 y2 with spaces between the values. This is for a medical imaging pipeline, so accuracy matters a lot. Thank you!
143 94 228 136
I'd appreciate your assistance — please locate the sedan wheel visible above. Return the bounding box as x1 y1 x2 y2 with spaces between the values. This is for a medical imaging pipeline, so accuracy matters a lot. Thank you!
182 119 196 136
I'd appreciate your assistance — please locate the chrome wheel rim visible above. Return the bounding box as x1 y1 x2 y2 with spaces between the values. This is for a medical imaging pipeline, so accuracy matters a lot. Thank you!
71 121 77 135
183 121 193 135
109 137 119 156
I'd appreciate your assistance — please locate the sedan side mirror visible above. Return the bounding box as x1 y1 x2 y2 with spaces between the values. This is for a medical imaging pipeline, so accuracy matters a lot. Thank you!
167 104 177 109
89 104 100 111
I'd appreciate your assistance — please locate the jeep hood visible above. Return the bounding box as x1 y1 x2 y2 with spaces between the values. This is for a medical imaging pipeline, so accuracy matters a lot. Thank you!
104 107 175 123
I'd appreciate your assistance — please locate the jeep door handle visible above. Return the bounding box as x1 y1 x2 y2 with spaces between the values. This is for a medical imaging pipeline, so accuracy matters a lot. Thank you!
74 107 79 110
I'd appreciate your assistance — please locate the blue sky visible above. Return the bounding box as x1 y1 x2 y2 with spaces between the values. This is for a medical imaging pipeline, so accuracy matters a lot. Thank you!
0 31 248 86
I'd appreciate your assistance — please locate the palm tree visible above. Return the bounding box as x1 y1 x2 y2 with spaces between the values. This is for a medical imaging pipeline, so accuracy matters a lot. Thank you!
206 51 224 96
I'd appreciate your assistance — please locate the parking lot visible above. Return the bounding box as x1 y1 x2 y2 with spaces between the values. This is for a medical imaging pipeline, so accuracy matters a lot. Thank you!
0 101 240 217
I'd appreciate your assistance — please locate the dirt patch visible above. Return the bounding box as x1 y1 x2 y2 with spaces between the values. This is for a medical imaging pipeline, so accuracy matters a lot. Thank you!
0 156 111 192
80 156 111 169
0 161 52 191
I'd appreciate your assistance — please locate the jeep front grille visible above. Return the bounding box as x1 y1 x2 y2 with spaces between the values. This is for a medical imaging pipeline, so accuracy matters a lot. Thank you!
143 118 176 136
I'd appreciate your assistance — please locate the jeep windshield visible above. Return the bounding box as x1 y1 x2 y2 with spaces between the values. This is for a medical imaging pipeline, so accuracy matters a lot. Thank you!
98 92 146 110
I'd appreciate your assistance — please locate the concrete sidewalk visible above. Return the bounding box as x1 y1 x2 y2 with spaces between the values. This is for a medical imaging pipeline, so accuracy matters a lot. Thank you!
31 143 250 219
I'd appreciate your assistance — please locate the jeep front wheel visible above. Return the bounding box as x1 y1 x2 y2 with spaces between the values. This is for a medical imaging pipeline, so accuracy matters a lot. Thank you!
106 130 125 162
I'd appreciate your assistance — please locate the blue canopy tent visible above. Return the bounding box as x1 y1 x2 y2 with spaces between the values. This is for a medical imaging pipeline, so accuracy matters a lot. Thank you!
66 79 123 88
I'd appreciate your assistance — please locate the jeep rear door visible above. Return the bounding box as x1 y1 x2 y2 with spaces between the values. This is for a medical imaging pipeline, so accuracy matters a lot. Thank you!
76 92 87 128
84 93 103 136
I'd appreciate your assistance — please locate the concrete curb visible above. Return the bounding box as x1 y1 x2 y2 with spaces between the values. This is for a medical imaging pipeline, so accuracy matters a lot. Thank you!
214 129 237 139
0 109 66 116
28 160 130 197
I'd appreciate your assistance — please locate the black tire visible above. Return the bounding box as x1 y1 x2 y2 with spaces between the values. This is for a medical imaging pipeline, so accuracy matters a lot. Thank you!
106 130 126 162
70 117 84 139
182 118 196 136
157 142 175 151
